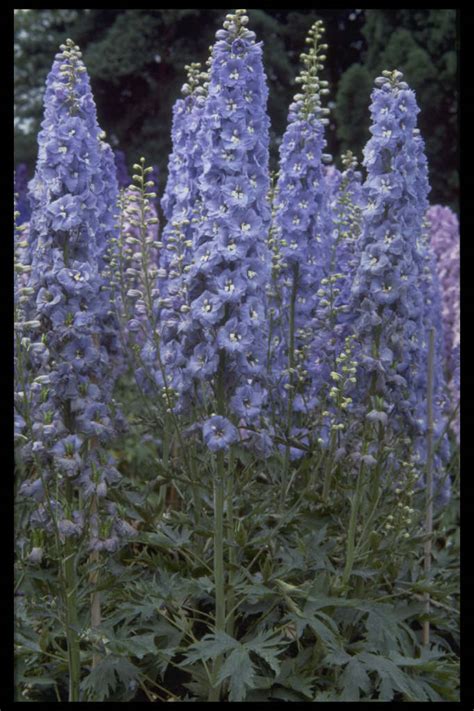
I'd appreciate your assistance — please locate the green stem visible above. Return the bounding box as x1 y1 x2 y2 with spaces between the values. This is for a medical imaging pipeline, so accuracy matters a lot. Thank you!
209 451 226 702
190 444 202 526
63 535 81 701
226 450 235 638
89 494 101 669
423 327 435 647
342 461 366 587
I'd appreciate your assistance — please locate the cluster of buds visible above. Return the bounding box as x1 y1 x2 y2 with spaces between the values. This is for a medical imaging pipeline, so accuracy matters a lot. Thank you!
293 20 330 126
326 333 358 420
374 68 409 91
218 9 253 41
57 38 87 108
181 62 209 98
384 460 418 539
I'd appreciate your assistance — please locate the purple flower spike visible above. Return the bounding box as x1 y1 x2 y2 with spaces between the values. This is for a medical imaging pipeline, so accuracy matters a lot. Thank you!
350 69 451 503
15 39 132 550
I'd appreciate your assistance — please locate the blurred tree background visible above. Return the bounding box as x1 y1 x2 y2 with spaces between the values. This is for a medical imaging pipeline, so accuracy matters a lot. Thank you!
14 8 458 210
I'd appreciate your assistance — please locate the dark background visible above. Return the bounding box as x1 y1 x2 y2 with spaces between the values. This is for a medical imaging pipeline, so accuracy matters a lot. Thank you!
14 9 458 210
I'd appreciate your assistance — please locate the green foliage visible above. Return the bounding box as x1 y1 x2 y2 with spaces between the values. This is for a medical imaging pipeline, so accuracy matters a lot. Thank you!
14 434 460 701
15 367 460 701
82 657 139 702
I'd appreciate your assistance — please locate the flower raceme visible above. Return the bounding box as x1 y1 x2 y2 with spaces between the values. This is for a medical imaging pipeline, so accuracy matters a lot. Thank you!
155 10 272 448
15 39 132 551
350 69 450 501
269 20 334 449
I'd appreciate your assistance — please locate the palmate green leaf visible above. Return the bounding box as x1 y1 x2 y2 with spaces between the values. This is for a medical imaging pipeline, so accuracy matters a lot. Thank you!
113 598 161 624
358 652 419 701
180 631 238 666
217 646 256 702
15 630 43 655
183 630 285 701
339 657 372 701
286 608 342 652
136 524 192 549
246 630 286 676
275 650 316 700
82 656 139 701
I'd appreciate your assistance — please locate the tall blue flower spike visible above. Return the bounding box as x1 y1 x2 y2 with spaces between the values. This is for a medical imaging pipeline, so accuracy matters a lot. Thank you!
309 149 364 434
152 63 209 408
350 69 450 503
15 39 133 551
191 9 272 449
155 11 272 450
269 20 333 453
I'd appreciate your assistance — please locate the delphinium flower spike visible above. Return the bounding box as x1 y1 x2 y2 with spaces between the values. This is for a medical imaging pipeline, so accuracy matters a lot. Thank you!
269 20 333 458
159 61 208 285
309 149 364 441
349 69 450 502
161 61 208 231
426 204 460 441
153 63 210 414
16 37 134 577
158 10 272 450
413 130 453 501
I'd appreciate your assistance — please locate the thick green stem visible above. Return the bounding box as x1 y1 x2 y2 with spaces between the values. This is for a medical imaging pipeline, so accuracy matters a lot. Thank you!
226 450 235 638
209 451 226 702
423 327 435 647
89 494 101 669
63 535 81 701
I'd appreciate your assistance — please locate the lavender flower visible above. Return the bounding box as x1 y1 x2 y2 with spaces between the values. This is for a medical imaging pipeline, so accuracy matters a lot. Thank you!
350 70 450 502
309 150 364 414
154 11 272 450
161 62 208 228
269 20 333 447
15 39 132 548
